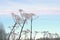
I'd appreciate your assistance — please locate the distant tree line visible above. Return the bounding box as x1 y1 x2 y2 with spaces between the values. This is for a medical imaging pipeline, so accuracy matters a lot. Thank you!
0 22 6 40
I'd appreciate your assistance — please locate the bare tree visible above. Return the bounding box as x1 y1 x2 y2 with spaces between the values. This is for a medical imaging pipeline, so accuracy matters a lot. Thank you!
48 33 53 38
23 30 29 40
53 33 59 38
41 31 48 38
34 31 39 40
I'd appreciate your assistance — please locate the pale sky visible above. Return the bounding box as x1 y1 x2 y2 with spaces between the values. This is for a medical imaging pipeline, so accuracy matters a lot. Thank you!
0 0 60 38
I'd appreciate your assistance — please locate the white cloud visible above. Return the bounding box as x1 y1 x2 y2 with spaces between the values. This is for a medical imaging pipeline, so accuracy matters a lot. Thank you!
0 1 60 16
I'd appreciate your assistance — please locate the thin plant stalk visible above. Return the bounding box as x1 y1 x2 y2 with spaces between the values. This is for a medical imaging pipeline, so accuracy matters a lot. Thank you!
34 33 37 40
8 22 17 40
18 19 26 40
30 17 33 40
